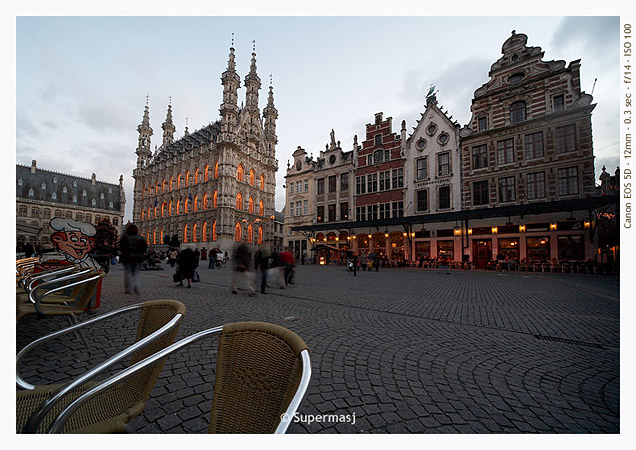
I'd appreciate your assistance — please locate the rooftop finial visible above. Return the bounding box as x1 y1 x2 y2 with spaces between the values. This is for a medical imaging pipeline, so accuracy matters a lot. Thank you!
252 39 256 53
269 74 273 86
145 94 149 106
168 96 172 106
231 32 234 48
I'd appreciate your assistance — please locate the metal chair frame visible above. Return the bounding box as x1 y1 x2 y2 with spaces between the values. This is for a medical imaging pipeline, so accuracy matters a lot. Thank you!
17 301 185 433
46 324 312 434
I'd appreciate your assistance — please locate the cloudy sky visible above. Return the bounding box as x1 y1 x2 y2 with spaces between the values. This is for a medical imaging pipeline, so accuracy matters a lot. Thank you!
13 12 622 221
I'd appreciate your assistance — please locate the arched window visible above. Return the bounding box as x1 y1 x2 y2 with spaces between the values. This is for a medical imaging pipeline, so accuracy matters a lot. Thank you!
184 198 189 213
168 200 173 216
156 183 160 194
204 165 209 182
176 199 180 215
194 195 198 211
193 223 198 242
257 226 263 244
163 179 167 192
249 169 255 186
153 229 157 245
213 190 218 208
202 222 208 242
213 220 217 241
237 163 244 182
203 193 209 209
260 174 265 191
247 224 253 243
236 192 243 210
154 206 157 218
161 202 166 217
510 101 527 124
185 171 190 187
234 222 242 242
160 228 164 245
259 200 264 216
178 173 183 188
214 161 219 179
194 168 200 184
183 224 188 243
170 176 174 191
248 196 254 214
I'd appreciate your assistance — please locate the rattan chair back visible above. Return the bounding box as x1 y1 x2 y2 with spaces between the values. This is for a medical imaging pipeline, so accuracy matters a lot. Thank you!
208 321 309 433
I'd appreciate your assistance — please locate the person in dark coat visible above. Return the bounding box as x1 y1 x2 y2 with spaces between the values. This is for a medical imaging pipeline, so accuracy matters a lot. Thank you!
176 248 197 288
255 246 271 294
118 223 148 295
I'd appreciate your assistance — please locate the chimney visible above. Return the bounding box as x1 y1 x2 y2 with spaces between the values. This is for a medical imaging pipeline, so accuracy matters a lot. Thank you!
374 112 383 125
91 173 96 185
30 160 37 174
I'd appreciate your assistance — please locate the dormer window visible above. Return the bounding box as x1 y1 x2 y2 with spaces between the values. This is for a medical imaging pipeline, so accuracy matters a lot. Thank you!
28 188 34 197
100 193 105 199
53 177 57 184
82 190 87 196
41 183 46 190
51 192 57 200
62 186 68 193
92 199 96 206
72 181 78 188
72 195 78 203
329 155 336 164
18 178 23 186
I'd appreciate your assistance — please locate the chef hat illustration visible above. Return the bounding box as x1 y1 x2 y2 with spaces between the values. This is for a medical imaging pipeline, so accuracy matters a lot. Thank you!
49 217 97 236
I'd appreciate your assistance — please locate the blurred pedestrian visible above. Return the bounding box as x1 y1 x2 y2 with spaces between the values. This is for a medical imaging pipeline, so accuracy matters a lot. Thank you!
255 246 271 294
176 248 197 288
279 247 295 286
231 242 255 296
167 247 179 267
118 223 147 295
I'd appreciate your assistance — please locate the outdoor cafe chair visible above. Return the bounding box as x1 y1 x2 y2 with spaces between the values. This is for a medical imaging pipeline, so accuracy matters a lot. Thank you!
16 265 85 302
16 269 105 324
64 321 312 434
16 299 186 433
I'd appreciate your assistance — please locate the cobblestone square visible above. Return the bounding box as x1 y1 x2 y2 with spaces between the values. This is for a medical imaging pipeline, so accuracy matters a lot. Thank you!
16 263 620 433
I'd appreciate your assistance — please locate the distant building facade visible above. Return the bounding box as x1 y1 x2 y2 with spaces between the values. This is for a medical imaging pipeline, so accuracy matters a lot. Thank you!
132 45 278 254
16 160 125 249
458 31 598 267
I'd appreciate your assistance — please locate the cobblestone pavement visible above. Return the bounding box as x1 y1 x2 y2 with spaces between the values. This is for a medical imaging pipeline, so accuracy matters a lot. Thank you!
16 261 620 433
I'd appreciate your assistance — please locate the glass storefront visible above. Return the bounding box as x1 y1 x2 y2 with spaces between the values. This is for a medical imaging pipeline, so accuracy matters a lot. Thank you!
558 235 584 261
437 240 454 259
498 238 519 260
526 236 549 260
415 241 430 258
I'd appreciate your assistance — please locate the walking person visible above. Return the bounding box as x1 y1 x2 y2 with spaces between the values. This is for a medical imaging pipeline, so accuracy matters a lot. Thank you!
118 223 147 295
231 242 255 296
208 248 218 269
352 253 358 276
279 247 295 286
255 246 270 294
167 247 179 267
176 247 197 288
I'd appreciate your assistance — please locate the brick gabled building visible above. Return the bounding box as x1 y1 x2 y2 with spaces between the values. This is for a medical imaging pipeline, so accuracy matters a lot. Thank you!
458 30 599 267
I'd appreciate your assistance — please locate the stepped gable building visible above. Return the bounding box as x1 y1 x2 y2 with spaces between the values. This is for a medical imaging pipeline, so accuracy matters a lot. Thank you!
16 160 125 248
458 30 599 267
402 92 462 260
132 45 278 253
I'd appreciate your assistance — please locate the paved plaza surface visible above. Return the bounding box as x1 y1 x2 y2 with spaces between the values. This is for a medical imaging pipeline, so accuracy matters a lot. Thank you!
16 261 620 433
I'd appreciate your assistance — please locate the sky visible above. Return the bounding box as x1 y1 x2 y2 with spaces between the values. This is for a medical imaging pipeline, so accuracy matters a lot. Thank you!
13 13 622 223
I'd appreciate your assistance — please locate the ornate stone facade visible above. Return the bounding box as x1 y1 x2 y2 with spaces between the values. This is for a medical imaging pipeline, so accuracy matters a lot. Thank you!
132 46 278 254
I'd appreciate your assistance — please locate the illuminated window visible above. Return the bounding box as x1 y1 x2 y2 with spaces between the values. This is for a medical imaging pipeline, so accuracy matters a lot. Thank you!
260 174 265 191
237 164 244 182
247 224 253 243
195 168 200 184
163 179 167 192
213 190 218 208
236 192 243 210
259 200 264 216
258 226 263 244
202 222 208 241
193 223 198 242
184 198 189 213
183 224 188 243
170 176 174 191
204 165 209 182
176 199 180 215
169 200 173 216
234 222 242 242
161 202 166 217
160 228 163 244
203 193 209 209
214 161 219 178
194 195 198 212
249 169 255 186
213 220 217 241
248 196 254 213
177 173 182 188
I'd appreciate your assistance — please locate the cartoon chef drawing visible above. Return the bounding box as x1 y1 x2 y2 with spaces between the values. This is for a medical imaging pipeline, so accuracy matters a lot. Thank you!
39 218 101 270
